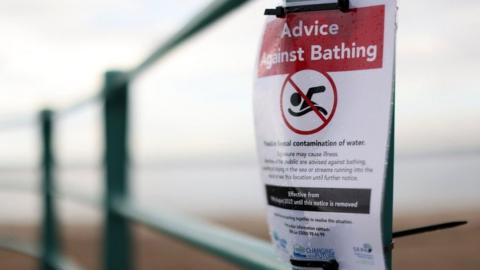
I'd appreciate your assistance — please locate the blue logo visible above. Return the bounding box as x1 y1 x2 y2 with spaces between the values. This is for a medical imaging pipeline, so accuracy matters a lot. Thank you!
293 244 307 258
292 244 335 260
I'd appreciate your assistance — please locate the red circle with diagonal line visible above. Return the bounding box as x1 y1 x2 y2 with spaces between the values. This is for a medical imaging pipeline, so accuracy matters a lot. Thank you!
280 70 337 135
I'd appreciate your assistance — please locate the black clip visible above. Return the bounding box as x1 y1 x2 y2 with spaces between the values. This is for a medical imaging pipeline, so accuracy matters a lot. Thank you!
264 6 286 17
290 259 339 270
264 0 349 18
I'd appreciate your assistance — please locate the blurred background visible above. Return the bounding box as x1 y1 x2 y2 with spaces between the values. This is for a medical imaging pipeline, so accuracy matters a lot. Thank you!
0 0 479 269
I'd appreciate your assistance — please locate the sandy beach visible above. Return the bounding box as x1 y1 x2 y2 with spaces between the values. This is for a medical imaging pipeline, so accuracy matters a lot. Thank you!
0 211 478 270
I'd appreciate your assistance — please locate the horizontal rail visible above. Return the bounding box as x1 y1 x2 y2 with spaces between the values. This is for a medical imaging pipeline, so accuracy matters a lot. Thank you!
0 180 101 208
0 237 39 258
0 180 289 270
0 237 82 270
55 94 101 119
113 199 289 270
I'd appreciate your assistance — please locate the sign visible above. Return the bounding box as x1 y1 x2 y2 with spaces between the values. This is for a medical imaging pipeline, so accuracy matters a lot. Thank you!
253 1 396 269
280 69 337 135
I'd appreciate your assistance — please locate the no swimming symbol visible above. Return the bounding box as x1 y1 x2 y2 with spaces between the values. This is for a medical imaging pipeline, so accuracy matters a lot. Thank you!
280 69 337 135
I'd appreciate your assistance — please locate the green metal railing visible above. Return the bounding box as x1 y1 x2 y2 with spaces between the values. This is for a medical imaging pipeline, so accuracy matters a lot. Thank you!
0 1 393 270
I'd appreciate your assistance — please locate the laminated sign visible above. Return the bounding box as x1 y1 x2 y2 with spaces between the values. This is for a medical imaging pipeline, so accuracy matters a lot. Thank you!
253 1 396 269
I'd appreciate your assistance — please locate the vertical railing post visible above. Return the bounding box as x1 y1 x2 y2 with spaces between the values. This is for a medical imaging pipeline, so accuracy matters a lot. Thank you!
103 70 132 270
40 109 59 270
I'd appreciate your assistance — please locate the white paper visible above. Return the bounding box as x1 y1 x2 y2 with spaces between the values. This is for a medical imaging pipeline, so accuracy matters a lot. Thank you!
254 1 396 269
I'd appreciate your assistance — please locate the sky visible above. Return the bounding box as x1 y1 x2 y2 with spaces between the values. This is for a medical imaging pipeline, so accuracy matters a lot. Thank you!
0 0 479 165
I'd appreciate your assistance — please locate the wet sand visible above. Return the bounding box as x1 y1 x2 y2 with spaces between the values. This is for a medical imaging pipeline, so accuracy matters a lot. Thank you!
0 211 478 269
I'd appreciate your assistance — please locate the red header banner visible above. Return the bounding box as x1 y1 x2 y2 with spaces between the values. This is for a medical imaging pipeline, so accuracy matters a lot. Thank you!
258 5 385 77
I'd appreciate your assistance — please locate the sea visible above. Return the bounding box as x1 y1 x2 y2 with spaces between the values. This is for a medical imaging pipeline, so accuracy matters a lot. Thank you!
0 153 479 224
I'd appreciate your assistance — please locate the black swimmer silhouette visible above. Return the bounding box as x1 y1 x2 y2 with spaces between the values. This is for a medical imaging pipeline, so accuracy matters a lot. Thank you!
288 86 328 117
